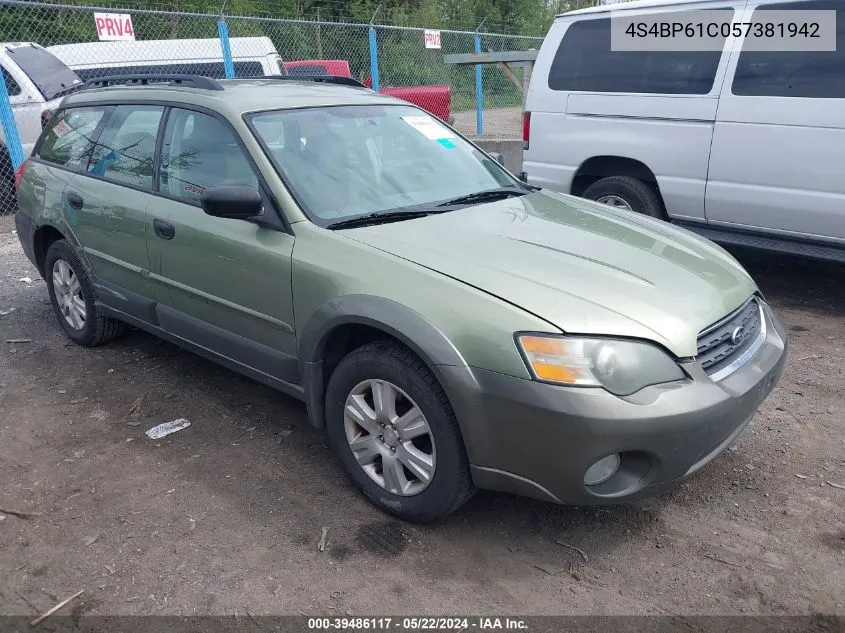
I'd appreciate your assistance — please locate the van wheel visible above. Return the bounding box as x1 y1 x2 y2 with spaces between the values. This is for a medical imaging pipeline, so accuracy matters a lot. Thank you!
324 341 474 522
582 176 664 219
45 239 125 346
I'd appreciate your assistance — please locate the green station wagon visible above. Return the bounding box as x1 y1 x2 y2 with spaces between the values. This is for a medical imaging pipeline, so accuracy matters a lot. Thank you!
14 75 787 521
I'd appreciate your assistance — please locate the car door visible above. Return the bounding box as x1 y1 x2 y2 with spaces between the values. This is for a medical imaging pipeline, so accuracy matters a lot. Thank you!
146 107 299 385
705 0 845 240
60 104 164 320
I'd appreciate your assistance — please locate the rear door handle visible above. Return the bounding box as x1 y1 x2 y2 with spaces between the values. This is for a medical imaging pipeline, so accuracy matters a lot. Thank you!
66 192 84 210
153 218 175 240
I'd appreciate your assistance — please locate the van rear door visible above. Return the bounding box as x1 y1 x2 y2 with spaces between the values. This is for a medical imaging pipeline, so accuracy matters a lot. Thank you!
705 0 845 241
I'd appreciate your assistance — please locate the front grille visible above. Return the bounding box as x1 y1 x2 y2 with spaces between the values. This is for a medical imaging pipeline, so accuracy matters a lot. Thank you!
697 298 763 379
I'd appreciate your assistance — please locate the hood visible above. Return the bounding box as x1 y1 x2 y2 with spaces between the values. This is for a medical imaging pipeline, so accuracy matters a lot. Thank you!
341 190 757 357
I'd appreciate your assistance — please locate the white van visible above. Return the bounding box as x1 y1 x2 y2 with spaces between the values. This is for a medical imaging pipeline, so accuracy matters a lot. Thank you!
524 0 845 263
0 42 82 210
48 36 284 81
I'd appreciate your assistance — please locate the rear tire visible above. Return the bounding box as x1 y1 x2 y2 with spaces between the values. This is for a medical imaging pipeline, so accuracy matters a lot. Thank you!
325 341 474 522
582 175 665 219
45 239 125 346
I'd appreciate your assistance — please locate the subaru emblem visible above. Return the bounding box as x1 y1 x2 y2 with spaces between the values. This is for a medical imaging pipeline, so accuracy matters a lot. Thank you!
730 326 746 345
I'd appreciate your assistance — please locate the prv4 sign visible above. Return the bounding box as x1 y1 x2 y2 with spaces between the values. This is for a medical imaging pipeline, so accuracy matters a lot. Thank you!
94 13 135 41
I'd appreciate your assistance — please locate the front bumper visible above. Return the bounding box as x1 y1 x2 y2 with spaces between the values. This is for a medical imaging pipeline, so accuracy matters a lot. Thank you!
441 302 788 505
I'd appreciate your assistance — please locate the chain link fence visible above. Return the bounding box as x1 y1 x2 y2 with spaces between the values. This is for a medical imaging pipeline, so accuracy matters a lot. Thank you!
0 0 543 214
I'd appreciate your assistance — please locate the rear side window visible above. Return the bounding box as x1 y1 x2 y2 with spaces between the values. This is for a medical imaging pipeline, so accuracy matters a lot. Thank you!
732 1 845 98
548 12 730 94
37 107 109 171
88 105 164 190
1 66 22 96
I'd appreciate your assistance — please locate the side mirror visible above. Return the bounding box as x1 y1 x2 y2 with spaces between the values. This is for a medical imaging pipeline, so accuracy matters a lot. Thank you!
201 186 263 220
489 152 505 166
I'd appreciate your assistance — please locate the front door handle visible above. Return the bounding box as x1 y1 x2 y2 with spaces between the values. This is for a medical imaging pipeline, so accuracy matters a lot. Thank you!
153 218 175 240
66 192 84 210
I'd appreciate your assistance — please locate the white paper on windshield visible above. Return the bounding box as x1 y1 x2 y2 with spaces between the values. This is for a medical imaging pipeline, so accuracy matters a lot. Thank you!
401 115 456 140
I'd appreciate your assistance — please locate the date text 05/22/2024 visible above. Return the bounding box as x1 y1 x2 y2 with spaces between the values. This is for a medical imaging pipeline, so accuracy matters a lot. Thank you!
307 617 529 630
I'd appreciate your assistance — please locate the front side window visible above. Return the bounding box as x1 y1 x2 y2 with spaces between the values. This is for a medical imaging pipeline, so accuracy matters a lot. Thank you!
549 11 731 95
732 1 844 98
88 105 163 190
248 105 517 225
160 108 258 203
37 106 110 171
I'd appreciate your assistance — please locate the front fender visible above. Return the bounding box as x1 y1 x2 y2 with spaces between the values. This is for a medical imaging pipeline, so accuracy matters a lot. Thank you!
298 294 470 428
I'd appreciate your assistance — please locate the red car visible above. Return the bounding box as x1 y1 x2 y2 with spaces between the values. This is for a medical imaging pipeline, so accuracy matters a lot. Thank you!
283 59 453 124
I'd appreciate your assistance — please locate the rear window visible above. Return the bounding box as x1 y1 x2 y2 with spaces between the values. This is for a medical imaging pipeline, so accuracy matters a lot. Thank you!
548 12 730 95
5 45 81 100
37 107 110 171
74 61 265 82
732 0 845 98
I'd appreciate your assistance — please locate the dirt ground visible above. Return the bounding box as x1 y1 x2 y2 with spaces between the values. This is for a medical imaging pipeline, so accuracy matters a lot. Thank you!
0 214 843 618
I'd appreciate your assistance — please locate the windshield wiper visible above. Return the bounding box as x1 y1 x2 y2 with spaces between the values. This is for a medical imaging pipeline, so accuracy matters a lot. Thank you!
326 209 448 230
436 186 531 208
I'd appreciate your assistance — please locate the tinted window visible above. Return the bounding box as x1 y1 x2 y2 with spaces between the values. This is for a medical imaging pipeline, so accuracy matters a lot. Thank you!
160 108 258 203
74 61 265 82
88 105 163 189
286 65 329 76
1 66 22 96
732 1 844 98
5 45 81 100
38 107 109 170
549 12 729 94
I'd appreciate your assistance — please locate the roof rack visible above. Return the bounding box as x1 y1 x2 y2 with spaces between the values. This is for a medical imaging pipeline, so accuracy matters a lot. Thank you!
259 75 368 89
81 74 224 91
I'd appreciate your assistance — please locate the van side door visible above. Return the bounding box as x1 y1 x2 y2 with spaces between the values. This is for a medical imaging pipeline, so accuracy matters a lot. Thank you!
705 0 845 240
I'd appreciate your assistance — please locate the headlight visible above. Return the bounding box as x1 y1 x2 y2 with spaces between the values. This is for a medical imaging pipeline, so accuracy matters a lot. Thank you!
516 334 685 396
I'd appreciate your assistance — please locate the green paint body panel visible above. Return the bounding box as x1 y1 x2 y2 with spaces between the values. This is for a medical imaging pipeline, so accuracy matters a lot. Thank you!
13 78 786 510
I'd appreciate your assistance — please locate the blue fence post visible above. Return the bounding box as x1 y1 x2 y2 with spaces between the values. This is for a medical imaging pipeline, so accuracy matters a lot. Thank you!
474 33 483 136
0 71 24 171
217 17 235 79
368 25 380 92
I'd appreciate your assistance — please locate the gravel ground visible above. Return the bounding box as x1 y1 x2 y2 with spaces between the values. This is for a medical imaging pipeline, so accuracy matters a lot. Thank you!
0 214 843 617
453 107 522 139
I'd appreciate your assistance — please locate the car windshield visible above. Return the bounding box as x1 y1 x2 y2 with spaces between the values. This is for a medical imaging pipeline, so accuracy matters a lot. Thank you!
248 105 522 225
6 45 81 101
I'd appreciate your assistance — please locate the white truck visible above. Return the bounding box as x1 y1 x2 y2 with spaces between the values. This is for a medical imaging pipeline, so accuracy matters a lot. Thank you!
0 42 82 211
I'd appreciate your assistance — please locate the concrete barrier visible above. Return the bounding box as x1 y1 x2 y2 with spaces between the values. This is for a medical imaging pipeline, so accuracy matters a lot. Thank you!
472 138 523 175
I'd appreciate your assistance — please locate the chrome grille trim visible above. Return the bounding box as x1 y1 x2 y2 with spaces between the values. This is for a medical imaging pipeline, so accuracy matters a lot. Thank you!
697 298 767 382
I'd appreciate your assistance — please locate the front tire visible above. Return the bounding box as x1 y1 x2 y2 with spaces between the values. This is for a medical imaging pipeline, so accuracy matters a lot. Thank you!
325 341 474 522
582 175 665 219
45 239 125 346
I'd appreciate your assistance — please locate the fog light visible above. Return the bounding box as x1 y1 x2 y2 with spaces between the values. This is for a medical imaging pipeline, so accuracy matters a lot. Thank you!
584 453 621 486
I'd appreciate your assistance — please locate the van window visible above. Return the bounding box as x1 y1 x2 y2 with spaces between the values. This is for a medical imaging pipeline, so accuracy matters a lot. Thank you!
732 1 844 98
1 66 22 96
88 105 164 190
37 107 110 171
548 12 731 94
74 61 265 82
